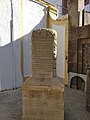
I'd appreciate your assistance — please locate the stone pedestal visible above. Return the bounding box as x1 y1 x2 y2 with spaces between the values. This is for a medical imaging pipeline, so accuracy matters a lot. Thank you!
22 29 64 120
22 77 64 120
86 67 90 112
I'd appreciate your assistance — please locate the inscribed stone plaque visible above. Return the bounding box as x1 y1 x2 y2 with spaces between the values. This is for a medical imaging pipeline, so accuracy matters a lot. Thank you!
32 29 57 79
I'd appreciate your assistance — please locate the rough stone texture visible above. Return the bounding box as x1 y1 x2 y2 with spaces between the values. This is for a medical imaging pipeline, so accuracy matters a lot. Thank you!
68 25 90 91
82 44 90 74
68 0 79 28
77 37 90 74
68 0 90 75
86 68 90 112
32 29 57 79
68 25 90 74
68 28 78 73
23 80 64 120
22 29 64 120
68 0 90 76
78 38 90 74
0 88 22 120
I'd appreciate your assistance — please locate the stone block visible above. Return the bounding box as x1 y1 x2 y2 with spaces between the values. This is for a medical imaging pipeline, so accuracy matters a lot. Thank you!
22 77 64 120
68 51 77 63
77 63 82 74
77 52 82 63
68 40 77 52
68 63 77 73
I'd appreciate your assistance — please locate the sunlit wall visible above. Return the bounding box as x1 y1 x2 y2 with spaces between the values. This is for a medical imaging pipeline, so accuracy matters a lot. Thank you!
0 0 46 90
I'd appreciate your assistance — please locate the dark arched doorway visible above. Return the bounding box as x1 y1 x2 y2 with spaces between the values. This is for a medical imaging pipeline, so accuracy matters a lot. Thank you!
70 76 85 92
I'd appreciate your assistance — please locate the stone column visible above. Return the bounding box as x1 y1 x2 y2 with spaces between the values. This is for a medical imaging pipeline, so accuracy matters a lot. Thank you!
68 0 79 73
86 67 90 112
22 29 64 120
68 0 79 28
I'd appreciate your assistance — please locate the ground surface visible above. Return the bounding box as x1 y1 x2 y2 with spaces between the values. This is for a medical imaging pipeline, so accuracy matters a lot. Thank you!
64 87 90 120
0 87 90 120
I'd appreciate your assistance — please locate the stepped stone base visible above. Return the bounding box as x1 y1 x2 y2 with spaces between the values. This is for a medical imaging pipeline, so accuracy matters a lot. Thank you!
22 77 64 120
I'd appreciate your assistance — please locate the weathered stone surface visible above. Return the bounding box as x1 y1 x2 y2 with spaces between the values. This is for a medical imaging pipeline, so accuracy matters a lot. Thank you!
82 44 90 74
68 40 77 52
22 77 64 120
68 25 90 74
68 63 78 73
22 28 64 120
32 29 57 79
68 27 78 73
77 63 82 73
68 51 77 63
68 0 79 28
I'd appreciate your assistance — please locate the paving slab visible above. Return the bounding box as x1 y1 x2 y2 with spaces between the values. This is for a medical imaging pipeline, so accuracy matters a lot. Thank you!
64 87 90 120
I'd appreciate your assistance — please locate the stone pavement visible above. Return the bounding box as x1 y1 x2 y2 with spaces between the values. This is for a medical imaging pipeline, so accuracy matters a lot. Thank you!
64 87 90 120
0 88 22 120
0 87 90 120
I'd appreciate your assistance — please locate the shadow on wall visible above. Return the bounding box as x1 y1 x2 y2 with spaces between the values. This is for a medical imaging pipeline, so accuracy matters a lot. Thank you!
0 16 46 91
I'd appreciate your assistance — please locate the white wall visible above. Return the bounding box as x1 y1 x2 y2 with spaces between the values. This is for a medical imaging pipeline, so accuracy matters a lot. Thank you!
0 0 11 46
23 0 46 76
0 0 46 90
52 24 65 78
0 0 15 90
78 0 84 11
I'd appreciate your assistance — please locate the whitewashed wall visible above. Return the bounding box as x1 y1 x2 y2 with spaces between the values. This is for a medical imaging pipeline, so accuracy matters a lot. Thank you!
52 24 65 78
23 0 46 76
0 0 46 90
